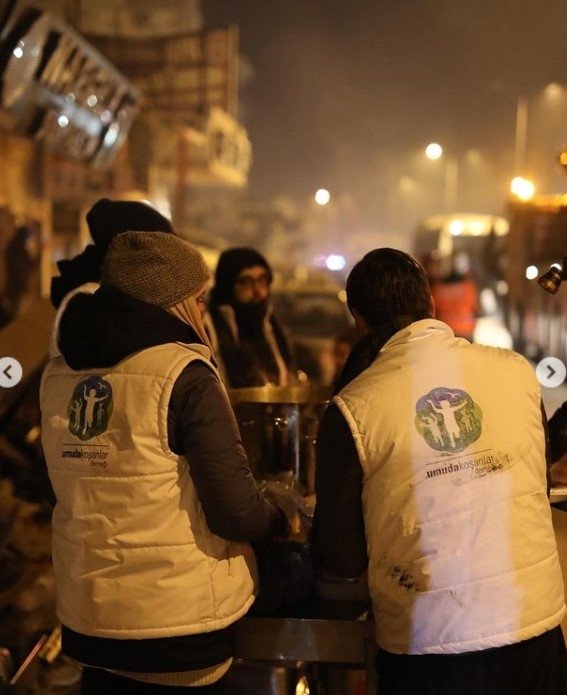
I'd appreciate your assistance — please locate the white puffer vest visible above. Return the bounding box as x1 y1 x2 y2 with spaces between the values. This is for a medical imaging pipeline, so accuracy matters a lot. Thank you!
40 342 257 639
336 320 565 655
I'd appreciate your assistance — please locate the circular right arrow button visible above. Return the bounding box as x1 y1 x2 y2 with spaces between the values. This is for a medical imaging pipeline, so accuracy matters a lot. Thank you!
536 357 566 388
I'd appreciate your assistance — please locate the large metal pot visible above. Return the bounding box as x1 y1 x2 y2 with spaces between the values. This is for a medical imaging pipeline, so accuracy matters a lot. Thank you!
228 385 329 495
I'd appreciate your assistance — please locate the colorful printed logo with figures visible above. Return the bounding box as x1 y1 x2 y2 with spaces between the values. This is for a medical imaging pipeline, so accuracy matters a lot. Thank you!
415 387 482 453
67 377 113 441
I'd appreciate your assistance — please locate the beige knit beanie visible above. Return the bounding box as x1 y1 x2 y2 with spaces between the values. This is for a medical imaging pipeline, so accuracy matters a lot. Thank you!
101 231 210 307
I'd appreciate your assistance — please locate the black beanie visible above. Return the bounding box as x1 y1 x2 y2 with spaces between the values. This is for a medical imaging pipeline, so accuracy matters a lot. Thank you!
50 199 174 308
210 247 272 306
86 198 174 251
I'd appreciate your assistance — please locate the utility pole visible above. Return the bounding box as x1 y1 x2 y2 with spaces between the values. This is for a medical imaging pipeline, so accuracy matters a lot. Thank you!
515 96 528 174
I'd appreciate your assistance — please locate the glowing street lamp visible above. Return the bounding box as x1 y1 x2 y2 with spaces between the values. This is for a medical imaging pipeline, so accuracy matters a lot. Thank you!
510 176 535 201
424 143 458 212
525 265 539 280
425 143 443 161
314 188 331 206
325 254 346 271
545 82 564 100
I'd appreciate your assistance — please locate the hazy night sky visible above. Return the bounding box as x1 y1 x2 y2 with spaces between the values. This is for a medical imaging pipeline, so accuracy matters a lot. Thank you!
204 1 567 235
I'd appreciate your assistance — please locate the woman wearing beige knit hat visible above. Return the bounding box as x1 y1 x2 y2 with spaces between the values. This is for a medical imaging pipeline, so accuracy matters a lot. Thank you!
41 232 290 693
101 231 214 353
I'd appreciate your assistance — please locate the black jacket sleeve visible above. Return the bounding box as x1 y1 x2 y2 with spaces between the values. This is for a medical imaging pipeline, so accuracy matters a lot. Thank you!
542 400 552 495
549 400 567 463
314 402 368 577
167 360 288 542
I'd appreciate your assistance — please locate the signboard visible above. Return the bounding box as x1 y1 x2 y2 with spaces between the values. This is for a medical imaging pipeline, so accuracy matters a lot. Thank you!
204 107 251 187
91 25 238 117
78 0 203 39
154 108 251 190
0 1 140 167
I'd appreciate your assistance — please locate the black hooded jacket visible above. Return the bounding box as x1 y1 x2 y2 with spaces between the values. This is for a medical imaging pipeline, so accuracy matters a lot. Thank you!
54 286 287 673
208 247 293 387
549 401 567 463
50 198 174 309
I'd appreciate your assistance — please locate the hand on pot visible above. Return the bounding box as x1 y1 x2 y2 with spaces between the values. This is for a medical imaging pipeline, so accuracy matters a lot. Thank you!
260 480 302 536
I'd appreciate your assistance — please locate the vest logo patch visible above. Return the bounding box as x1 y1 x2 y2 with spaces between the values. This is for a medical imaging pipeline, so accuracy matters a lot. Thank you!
67 377 113 441
415 387 482 453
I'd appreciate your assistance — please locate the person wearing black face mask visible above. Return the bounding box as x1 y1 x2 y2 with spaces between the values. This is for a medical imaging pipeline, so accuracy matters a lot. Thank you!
207 247 293 388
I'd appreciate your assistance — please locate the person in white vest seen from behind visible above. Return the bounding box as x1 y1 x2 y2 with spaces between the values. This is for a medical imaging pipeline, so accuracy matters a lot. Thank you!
315 247 567 695
41 232 291 694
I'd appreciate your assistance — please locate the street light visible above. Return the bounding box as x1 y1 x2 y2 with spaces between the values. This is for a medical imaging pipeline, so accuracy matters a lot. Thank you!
538 262 565 294
314 188 331 206
425 143 443 161
424 144 459 212
510 176 535 201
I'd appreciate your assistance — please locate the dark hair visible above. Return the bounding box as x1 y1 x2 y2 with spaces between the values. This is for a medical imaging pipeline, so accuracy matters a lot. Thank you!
346 248 432 328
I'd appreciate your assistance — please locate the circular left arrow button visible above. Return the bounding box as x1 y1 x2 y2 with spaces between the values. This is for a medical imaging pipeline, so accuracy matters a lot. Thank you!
0 357 22 388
